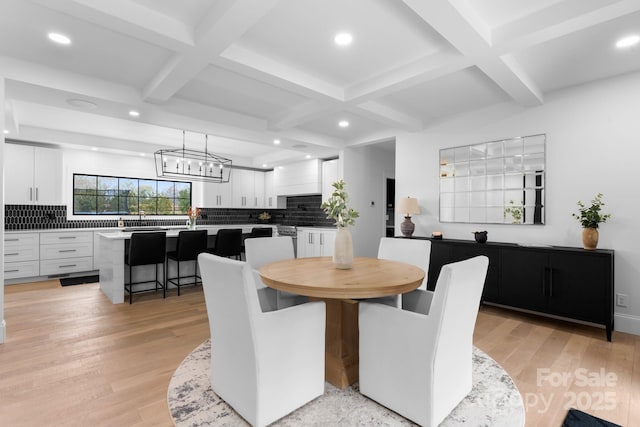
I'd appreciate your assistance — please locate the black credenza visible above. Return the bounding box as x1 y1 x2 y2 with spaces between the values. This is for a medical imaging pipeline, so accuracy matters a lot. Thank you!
409 237 614 341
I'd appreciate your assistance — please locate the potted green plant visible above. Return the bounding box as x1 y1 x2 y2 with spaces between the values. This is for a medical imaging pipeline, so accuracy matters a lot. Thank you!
321 179 359 269
572 193 611 250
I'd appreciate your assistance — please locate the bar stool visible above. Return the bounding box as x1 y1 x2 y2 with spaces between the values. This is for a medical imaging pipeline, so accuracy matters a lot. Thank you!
125 232 167 304
166 230 208 296
210 228 243 260
251 227 273 238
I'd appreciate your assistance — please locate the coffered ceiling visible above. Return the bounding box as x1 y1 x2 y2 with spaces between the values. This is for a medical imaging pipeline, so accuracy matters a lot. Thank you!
1 0 639 167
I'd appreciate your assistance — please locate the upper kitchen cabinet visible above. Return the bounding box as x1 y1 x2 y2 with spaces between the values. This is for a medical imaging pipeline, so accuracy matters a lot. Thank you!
4 143 63 205
264 171 286 209
321 159 339 202
274 159 321 196
203 178 232 207
231 169 265 209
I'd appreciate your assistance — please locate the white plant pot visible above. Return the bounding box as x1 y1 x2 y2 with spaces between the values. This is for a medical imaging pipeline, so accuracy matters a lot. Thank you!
333 226 354 269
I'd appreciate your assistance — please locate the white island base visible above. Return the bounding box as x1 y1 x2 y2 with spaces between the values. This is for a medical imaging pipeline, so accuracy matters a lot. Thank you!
97 225 270 304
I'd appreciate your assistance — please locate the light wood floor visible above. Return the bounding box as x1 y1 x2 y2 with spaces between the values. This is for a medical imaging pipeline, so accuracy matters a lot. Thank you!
1 281 638 426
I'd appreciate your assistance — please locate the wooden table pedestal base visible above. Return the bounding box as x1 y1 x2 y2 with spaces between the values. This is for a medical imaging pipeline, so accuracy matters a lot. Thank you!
322 298 359 389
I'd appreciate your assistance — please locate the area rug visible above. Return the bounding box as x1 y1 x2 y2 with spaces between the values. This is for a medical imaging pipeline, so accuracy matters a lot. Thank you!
168 340 524 426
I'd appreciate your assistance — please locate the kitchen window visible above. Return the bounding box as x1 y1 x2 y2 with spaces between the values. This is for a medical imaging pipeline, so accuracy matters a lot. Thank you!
73 174 192 215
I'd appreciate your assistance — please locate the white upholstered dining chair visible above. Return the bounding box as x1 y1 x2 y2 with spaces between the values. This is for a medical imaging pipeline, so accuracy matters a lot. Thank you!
359 255 489 427
244 236 308 310
370 237 431 307
197 253 326 427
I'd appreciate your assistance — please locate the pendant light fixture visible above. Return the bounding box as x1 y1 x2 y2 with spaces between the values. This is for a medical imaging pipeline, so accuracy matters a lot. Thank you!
155 131 232 182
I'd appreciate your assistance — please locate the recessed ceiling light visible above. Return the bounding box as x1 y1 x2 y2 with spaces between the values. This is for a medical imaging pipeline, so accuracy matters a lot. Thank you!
305 154 311 159
129 110 140 117
273 139 281 145
67 98 97 109
48 32 71 45
91 147 98 151
334 33 353 46
139 153 145 157
616 35 640 48
262 163 268 168
3 129 9 134
339 120 349 128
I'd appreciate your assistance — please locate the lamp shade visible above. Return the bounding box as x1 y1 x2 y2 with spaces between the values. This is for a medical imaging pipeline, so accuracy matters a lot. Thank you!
397 197 420 216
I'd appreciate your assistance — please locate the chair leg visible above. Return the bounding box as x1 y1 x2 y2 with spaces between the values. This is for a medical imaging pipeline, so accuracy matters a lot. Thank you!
163 262 166 299
129 264 133 304
177 261 181 296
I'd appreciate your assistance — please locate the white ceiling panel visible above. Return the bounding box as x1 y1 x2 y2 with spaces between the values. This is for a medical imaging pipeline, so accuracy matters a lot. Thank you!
234 0 449 87
379 67 510 122
0 0 171 89
512 10 640 92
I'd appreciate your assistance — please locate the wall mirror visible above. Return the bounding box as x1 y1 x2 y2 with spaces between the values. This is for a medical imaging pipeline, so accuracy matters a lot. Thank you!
439 133 545 225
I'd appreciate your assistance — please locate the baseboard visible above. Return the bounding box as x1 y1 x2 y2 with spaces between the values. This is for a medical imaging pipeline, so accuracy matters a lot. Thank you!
0 319 6 344
614 313 640 336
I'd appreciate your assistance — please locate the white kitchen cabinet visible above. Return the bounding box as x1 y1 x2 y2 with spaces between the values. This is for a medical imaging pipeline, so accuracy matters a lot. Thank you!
4 233 40 279
4 144 63 205
253 171 265 208
264 171 286 209
322 159 339 203
232 169 266 209
274 159 322 196
297 228 336 258
39 231 94 276
203 180 232 207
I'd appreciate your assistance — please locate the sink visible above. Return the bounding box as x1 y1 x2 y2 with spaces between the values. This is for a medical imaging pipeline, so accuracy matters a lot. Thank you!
122 227 168 232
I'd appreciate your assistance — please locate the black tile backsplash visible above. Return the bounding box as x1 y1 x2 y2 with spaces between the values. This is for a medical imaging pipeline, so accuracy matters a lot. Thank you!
4 195 333 230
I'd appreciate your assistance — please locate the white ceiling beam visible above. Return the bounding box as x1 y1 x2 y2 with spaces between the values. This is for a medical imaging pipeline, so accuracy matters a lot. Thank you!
493 0 640 52
351 101 423 132
0 56 141 104
269 100 343 131
345 52 472 103
403 0 543 106
143 0 280 103
31 0 194 51
218 45 344 101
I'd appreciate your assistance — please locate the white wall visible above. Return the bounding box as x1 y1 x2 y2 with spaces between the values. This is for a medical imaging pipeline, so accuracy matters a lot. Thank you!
396 70 640 335
1 76 6 343
343 145 395 257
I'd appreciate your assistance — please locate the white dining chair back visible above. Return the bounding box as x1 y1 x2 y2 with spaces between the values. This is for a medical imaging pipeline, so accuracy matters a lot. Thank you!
198 253 326 427
245 236 306 309
370 237 431 308
377 237 430 289
359 255 489 427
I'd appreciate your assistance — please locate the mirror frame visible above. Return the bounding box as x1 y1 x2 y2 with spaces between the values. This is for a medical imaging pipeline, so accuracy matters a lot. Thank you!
439 133 545 225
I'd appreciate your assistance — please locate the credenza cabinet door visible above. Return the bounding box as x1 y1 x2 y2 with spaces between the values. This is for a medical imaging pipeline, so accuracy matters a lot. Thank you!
500 248 549 312
547 252 609 325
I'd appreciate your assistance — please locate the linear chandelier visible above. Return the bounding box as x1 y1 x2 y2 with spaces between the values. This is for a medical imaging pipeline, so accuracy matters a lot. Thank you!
155 131 232 182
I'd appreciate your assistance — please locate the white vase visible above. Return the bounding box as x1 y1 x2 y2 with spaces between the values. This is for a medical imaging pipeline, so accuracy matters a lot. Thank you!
333 226 354 269
187 218 197 230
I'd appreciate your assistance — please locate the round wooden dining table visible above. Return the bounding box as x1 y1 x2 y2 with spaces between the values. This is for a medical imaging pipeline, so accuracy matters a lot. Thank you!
259 256 425 388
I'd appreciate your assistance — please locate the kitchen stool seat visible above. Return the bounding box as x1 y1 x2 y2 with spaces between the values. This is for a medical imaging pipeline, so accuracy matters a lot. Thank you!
124 232 167 304
208 228 243 260
166 230 208 295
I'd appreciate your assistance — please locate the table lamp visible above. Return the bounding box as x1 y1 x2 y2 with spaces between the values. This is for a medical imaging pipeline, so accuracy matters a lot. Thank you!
397 197 420 237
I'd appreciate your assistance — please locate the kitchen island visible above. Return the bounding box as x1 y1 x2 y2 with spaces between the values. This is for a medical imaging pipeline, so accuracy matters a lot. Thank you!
97 225 273 304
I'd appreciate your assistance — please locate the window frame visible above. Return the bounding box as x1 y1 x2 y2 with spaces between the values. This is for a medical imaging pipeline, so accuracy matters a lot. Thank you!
72 173 192 216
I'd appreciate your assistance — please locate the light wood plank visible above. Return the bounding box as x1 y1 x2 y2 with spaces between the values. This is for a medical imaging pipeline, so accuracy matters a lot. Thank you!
1 281 638 426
